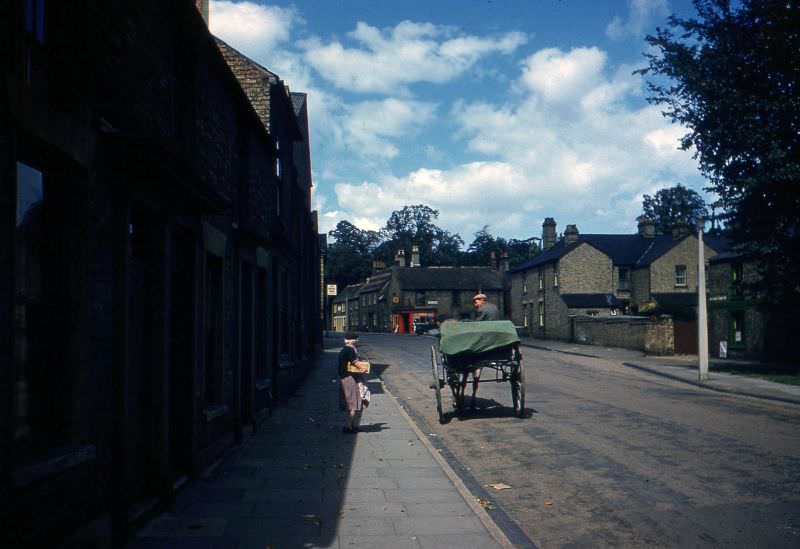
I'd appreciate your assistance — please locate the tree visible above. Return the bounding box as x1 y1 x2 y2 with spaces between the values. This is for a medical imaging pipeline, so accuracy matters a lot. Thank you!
379 205 464 266
326 220 381 288
506 237 541 269
639 0 800 308
641 183 708 233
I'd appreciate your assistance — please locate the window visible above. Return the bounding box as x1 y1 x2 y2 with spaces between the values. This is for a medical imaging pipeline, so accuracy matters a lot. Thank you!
538 268 544 290
538 302 544 327
451 290 461 308
13 160 72 451
730 311 745 347
675 265 687 287
415 291 425 306
618 267 630 291
731 262 743 298
204 253 223 404
26 0 46 43
523 305 529 327
553 269 559 288
522 273 528 294
275 140 282 178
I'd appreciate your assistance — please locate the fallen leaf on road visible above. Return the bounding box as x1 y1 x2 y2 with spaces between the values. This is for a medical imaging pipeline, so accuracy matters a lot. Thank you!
488 483 512 491
477 498 497 510
544 499 554 506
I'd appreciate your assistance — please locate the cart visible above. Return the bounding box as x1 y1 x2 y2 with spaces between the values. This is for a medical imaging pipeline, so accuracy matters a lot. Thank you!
430 320 525 423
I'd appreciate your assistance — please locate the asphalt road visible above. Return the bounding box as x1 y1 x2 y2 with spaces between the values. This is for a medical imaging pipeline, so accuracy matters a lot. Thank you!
356 333 800 548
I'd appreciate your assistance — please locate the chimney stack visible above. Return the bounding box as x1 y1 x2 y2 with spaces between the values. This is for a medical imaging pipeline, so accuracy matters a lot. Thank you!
542 218 557 250
395 249 405 267
637 215 656 238
564 224 579 245
499 251 510 272
671 218 690 240
411 245 420 267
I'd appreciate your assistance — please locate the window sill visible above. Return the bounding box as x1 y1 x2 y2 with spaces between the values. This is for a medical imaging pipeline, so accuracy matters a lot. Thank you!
203 405 228 423
10 444 96 487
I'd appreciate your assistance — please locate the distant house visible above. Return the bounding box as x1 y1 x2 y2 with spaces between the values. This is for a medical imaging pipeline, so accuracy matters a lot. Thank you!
331 283 363 332
510 217 729 351
330 247 505 333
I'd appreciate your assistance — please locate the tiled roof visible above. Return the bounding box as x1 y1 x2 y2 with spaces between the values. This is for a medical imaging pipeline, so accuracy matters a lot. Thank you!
396 266 503 291
214 37 278 132
561 293 627 309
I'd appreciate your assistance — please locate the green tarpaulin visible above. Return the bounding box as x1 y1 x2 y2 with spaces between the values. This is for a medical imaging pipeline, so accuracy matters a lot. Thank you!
439 320 520 357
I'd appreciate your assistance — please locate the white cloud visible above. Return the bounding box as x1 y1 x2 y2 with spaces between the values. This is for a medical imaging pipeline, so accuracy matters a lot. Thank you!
301 21 527 94
209 1 299 53
519 47 607 103
606 0 669 41
326 45 704 239
341 98 437 158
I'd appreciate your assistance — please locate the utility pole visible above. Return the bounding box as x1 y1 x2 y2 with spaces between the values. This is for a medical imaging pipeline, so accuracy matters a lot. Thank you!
697 215 709 381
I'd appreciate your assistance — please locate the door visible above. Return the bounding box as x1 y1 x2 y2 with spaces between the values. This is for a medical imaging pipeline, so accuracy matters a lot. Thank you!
674 320 698 354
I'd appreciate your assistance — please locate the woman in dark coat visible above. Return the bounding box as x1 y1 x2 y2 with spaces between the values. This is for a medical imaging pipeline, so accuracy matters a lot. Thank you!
338 332 369 433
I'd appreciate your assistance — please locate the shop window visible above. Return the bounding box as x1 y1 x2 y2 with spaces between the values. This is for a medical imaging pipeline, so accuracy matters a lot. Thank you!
13 160 72 452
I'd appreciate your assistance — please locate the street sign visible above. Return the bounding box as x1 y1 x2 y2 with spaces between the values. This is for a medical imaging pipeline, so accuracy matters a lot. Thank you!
326 284 337 296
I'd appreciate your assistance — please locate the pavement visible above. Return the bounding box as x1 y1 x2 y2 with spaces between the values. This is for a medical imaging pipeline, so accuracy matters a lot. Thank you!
519 336 800 406
128 339 514 549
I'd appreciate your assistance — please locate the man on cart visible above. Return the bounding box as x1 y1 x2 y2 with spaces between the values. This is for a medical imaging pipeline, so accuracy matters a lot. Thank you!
472 293 500 321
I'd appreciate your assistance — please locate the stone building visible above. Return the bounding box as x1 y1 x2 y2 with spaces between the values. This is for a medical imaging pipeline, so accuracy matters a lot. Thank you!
330 250 505 334
0 1 320 545
510 217 728 352
331 283 364 333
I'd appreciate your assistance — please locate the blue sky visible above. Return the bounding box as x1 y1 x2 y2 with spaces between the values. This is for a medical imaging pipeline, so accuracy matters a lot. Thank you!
209 0 707 243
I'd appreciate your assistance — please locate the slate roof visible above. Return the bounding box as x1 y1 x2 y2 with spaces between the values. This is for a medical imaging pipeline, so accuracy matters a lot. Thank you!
511 232 732 273
396 266 503 291
561 293 627 309
332 283 363 303
359 270 392 293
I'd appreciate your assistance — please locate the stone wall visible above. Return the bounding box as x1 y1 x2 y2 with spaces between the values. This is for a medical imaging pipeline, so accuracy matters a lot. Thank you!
572 315 674 355
559 243 613 293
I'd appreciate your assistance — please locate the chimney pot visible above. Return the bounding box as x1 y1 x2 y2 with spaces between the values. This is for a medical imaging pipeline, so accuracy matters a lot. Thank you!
564 224 579 245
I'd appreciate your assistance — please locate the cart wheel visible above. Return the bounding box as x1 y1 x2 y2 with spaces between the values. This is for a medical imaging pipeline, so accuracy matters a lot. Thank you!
431 346 444 423
511 357 526 418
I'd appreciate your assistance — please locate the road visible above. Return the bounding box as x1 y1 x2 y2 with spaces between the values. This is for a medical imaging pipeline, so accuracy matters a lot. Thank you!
357 333 800 548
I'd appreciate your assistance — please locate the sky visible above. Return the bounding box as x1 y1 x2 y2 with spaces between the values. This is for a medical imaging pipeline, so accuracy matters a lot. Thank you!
209 0 708 244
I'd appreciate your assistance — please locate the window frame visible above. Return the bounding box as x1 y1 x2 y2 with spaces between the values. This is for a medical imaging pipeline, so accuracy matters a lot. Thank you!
674 264 687 288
